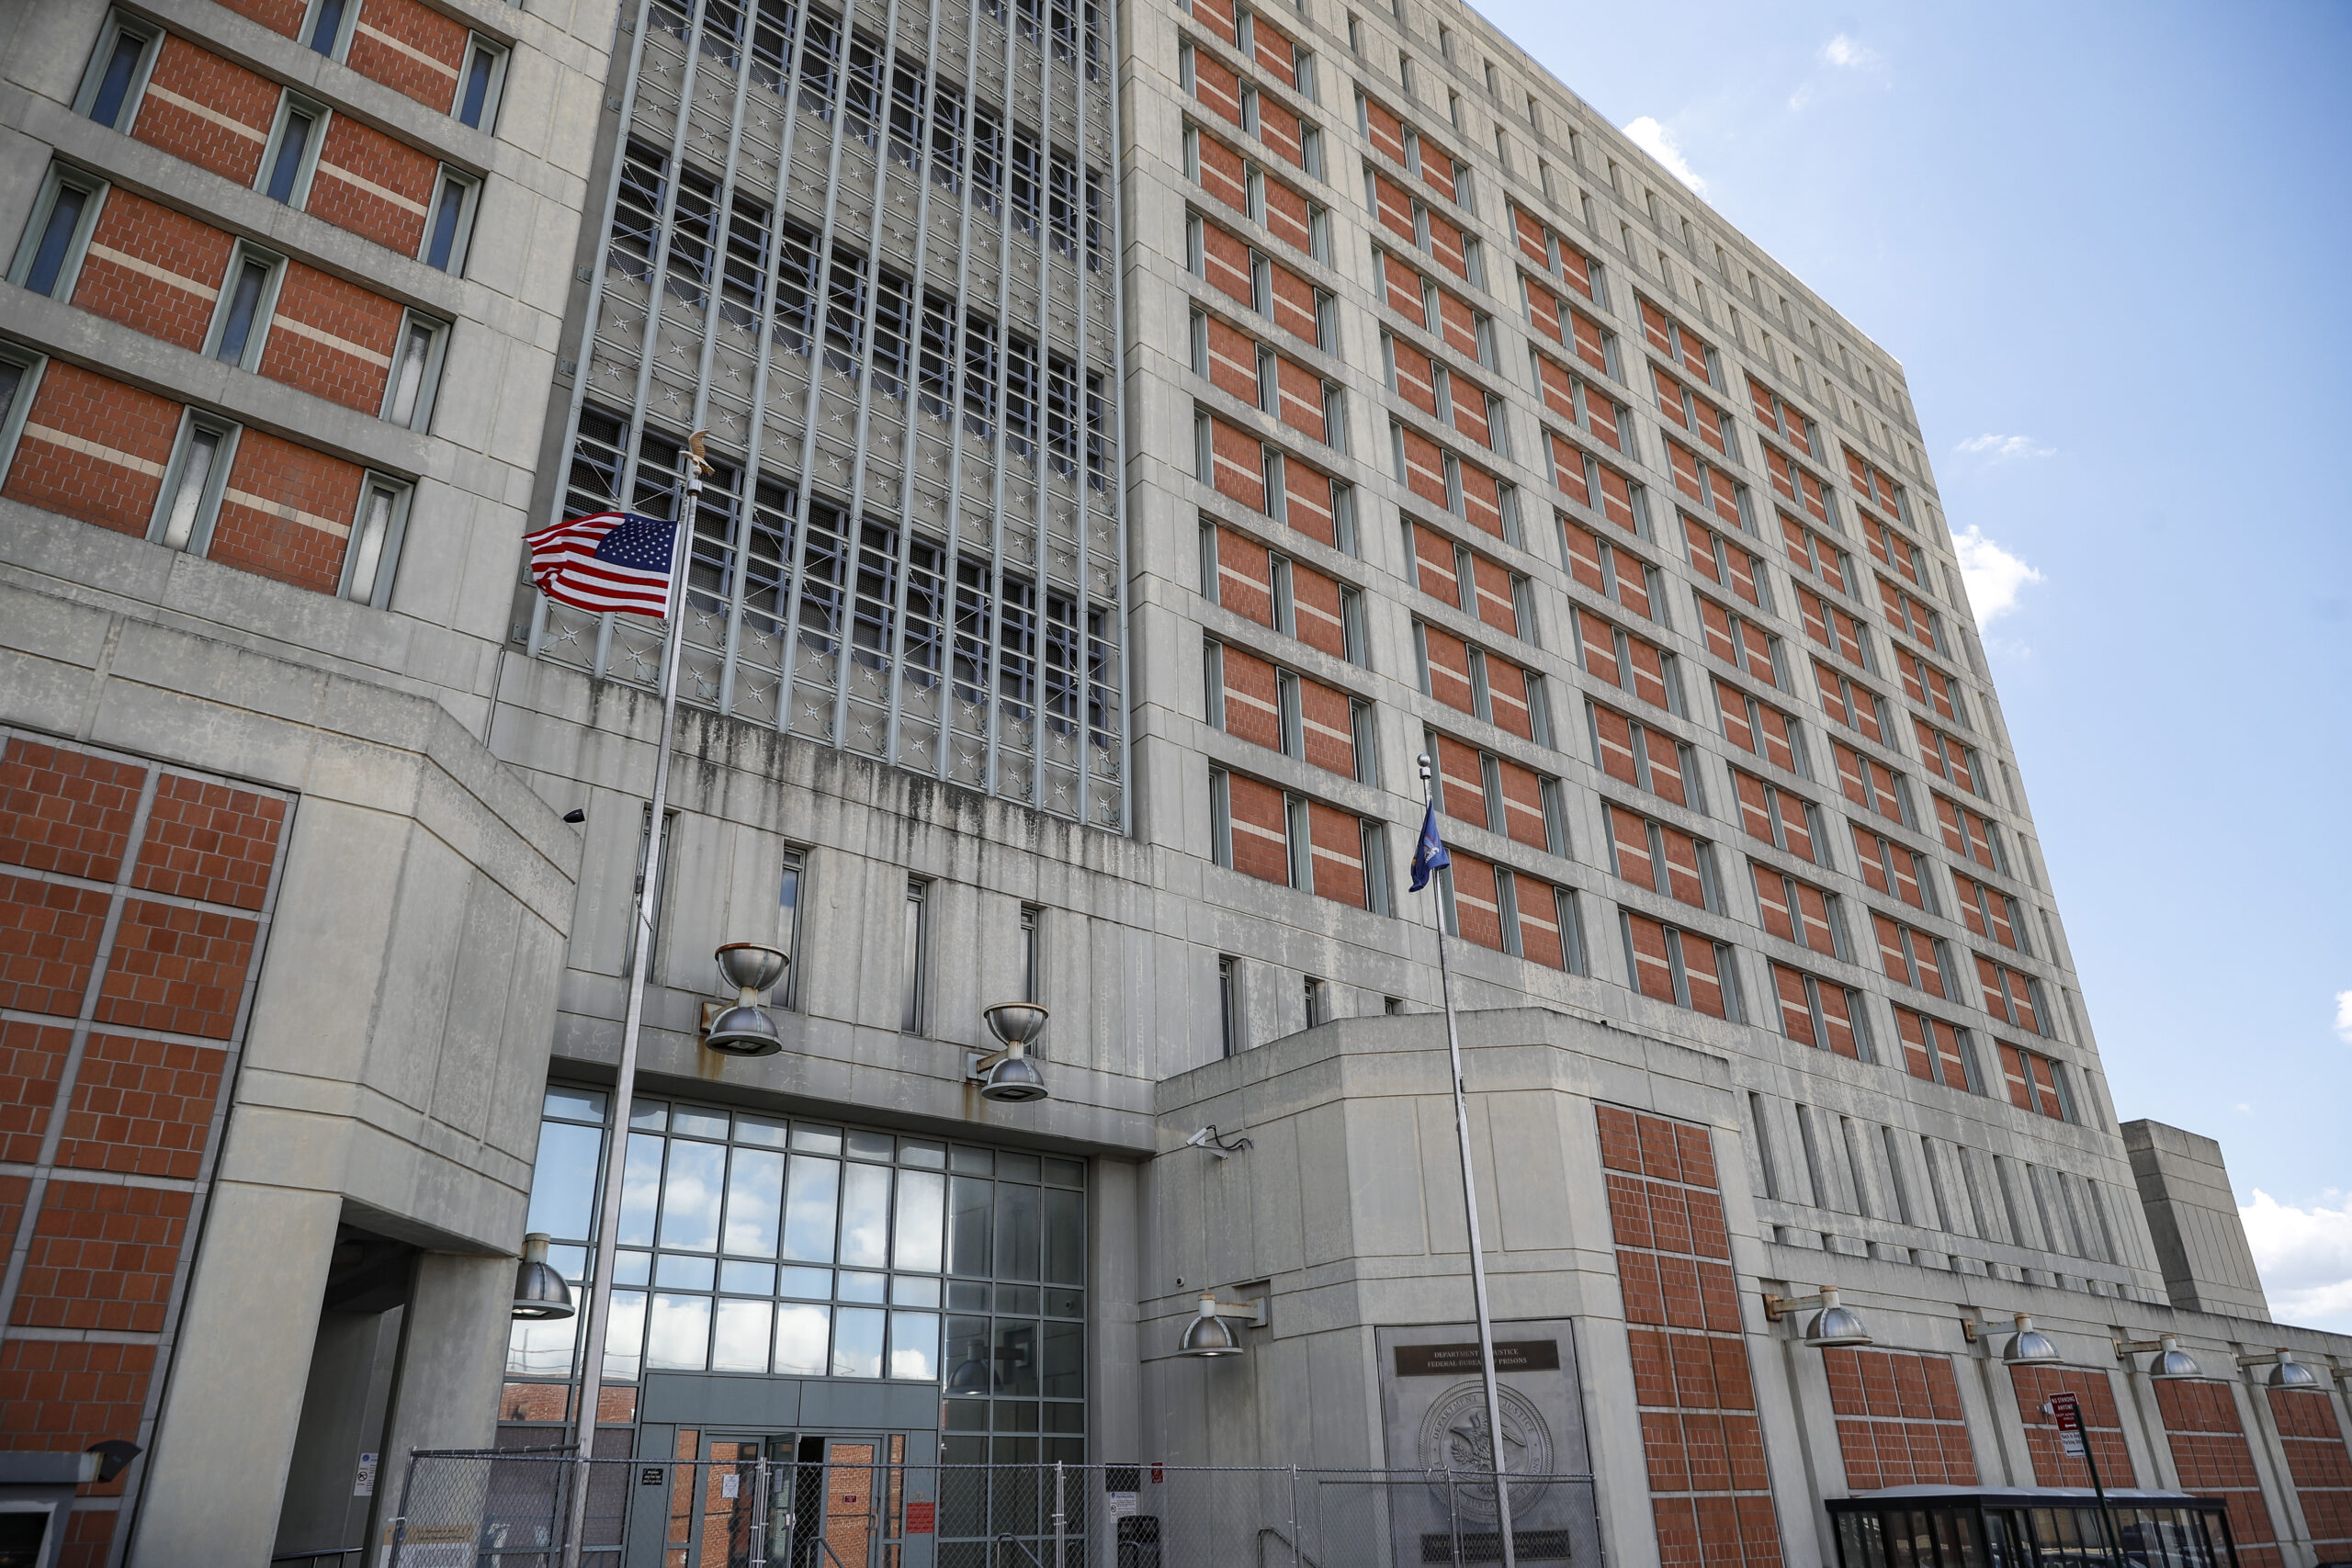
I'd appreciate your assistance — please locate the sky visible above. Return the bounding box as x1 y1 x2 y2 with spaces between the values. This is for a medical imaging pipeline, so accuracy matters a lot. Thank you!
1467 0 2352 1327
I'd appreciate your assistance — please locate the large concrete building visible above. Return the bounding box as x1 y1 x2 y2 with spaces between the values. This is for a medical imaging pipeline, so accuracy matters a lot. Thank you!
0 0 2348 1561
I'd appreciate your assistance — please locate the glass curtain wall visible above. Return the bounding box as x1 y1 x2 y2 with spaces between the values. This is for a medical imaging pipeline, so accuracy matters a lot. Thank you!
507 1087 1086 1455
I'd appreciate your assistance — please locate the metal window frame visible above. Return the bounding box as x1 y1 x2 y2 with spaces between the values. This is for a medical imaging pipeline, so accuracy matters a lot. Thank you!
900 875 930 1034
73 9 164 130
9 163 108 299
259 93 329 208
380 308 452 430
457 33 513 130
0 342 48 483
422 164 482 272
337 470 413 607
147 409 240 555
299 0 362 59
201 239 288 370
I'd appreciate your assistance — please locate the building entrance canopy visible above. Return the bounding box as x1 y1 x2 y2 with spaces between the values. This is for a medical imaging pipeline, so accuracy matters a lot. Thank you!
1827 1486 2241 1568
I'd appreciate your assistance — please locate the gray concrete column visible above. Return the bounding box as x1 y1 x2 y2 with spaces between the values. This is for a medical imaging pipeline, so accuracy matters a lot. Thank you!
379 1251 513 1459
127 1180 342 1568
1089 1157 1143 1466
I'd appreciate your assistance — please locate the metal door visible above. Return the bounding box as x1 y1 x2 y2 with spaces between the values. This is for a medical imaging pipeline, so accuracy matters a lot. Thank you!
768 1436 913 1568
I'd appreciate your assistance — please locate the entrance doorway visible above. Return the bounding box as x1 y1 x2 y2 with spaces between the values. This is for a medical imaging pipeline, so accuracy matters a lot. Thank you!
659 1432 924 1568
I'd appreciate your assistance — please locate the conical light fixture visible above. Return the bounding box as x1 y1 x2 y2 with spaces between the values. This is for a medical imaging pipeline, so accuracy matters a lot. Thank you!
1176 1292 1264 1357
704 942 789 1056
2005 1314 2063 1365
512 1232 574 1320
975 1001 1051 1103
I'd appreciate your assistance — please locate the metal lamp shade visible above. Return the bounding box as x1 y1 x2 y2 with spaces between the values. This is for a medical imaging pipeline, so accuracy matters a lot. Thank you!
984 1001 1050 1048
1803 1289 1873 1348
716 942 789 993
705 1003 783 1056
2006 1315 2063 1365
2151 1336 2203 1381
978 1053 1049 1103
1177 1297 1244 1358
2270 1353 2320 1389
512 1232 574 1320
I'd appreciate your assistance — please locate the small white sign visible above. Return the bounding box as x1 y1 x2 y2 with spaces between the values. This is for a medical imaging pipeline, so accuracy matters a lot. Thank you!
354 1452 378 1497
1106 1492 1138 1520
722 1473 741 1499
2059 1429 2086 1458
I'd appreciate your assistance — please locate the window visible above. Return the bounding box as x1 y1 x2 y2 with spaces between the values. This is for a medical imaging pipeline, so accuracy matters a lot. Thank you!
303 0 356 55
1020 904 1042 1002
1219 954 1241 1055
423 165 481 273
11 165 104 299
206 243 285 370
777 849 806 1010
1894 1007 1979 1094
1999 1043 2074 1122
382 311 450 430
77 12 160 130
261 96 325 207
456 35 510 130
1770 964 1869 1060
1303 975 1325 1027
338 474 412 608
901 878 930 1032
1620 909 1742 1021
1729 770 1823 864
1604 804 1717 913
151 412 236 554
0 344 44 479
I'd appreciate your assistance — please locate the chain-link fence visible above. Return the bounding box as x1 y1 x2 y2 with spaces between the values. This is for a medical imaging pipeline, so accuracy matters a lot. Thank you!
384 1452 1600 1568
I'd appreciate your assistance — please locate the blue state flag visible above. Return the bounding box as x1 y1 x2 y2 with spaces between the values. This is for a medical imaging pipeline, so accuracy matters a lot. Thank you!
1408 801 1452 892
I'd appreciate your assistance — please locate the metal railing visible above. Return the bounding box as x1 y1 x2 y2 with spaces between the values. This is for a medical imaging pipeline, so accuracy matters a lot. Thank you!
381 1453 1601 1568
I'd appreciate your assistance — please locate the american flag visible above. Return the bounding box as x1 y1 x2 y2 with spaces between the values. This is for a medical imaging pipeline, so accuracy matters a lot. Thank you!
525 511 679 617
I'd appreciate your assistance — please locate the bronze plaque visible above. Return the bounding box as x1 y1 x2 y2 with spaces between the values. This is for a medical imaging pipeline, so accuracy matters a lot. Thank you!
1393 1339 1561 1378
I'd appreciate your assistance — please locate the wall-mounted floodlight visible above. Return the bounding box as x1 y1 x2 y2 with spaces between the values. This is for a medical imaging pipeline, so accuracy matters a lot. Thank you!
1184 1125 1254 1159
2004 1314 2064 1365
2237 1348 2320 1389
703 942 789 1056
967 1001 1050 1103
512 1232 574 1320
2114 1333 2201 1380
1176 1292 1266 1358
1763 1286 1872 1348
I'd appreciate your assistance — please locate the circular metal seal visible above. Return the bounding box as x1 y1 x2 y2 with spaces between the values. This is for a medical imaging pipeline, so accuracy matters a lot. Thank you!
1418 1381 1555 1520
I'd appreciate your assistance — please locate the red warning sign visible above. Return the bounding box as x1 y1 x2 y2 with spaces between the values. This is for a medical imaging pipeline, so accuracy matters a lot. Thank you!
906 1502 936 1535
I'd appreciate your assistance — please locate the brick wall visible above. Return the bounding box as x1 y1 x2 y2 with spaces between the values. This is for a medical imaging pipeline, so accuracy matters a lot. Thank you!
209 428 364 593
0 734 288 1566
215 0 308 38
1822 1348 1977 1490
259 261 401 412
2152 1379 2282 1567
2008 1363 2137 1487
309 116 435 256
74 191 233 354
1282 460 1334 547
1303 801 1364 908
132 36 278 186
2 364 178 536
346 0 468 113
2268 1385 2352 1557
1602 1105 1782 1566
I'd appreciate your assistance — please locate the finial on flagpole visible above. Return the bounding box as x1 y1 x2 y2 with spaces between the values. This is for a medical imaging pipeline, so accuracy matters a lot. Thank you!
686 429 713 476
1418 750 1432 782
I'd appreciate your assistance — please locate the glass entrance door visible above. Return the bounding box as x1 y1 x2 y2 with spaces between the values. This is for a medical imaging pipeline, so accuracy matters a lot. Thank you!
768 1436 912 1568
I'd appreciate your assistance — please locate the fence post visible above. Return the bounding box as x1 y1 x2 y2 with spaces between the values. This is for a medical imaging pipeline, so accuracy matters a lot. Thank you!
751 1453 770 1568
386 1450 420 1568
1052 1461 1067 1568
1287 1465 1301 1568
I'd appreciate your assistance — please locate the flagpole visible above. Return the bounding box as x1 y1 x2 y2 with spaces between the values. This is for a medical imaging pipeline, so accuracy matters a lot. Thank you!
1417 753 1518 1568
559 443 705 1568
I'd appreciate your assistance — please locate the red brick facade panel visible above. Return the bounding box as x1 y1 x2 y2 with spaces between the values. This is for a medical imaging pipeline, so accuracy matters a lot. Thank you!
2154 1379 2282 1567
208 428 364 593
74 191 234 353
1190 50 1244 132
1282 461 1335 547
1216 645 1281 751
308 116 435 255
62 1507 121 1567
1222 773 1289 887
1447 852 1505 953
1211 526 1273 626
346 0 468 112
1 365 179 537
258 261 402 412
93 899 259 1039
132 773 287 911
132 36 279 186
2008 1364 2136 1488
1295 679 1354 779
1193 131 1247 215
1287 563 1346 660
1202 316 1259 405
0 1021 73 1164
1268 262 1317 344
1824 1348 1977 1491
1199 220 1252 310
10 1179 192 1333
0 1337 158 1454
1273 357 1324 443
1601 1105 1781 1566
2267 1386 2352 1552
1303 801 1365 908
1205 415 1264 512
1188 0 1238 47
0 874 110 1018
0 740 144 882
58 1034 226 1180
1260 174 1312 257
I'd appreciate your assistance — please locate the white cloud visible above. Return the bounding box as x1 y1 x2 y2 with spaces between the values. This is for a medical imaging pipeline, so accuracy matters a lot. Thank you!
1822 34 1880 68
2335 989 2352 1043
1788 85 1814 113
1951 525 2044 626
2243 1190 2352 1330
1622 117 1706 195
1954 434 2057 462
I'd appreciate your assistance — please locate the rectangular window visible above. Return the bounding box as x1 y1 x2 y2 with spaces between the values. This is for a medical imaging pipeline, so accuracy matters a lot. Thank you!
1219 954 1241 1055
261 96 325 207
456 35 510 130
150 412 237 555
901 878 930 1032
0 344 41 481
10 165 105 299
423 165 481 272
777 849 806 1010
382 310 450 430
1020 904 1042 1002
339 474 412 608
206 243 286 370
76 12 161 130
304 0 356 55
1304 974 1325 1028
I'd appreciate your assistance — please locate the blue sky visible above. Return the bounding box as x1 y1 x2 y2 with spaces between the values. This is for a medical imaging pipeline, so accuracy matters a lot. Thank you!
1471 0 2352 1325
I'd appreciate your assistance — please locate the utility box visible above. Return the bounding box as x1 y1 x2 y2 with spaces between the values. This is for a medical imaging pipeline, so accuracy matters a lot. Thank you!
0 1452 102 1568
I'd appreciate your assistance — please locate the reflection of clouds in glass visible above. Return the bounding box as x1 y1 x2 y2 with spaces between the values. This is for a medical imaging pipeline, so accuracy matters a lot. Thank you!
894 1171 945 1272
525 1122 603 1241
711 1299 772 1372
507 1314 576 1378
783 1155 840 1261
646 1292 712 1370
618 1134 664 1247
833 1306 886 1378
775 1303 831 1376
888 1311 940 1381
839 1164 891 1268
603 1291 646 1382
659 1141 726 1252
724 1147 786 1256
